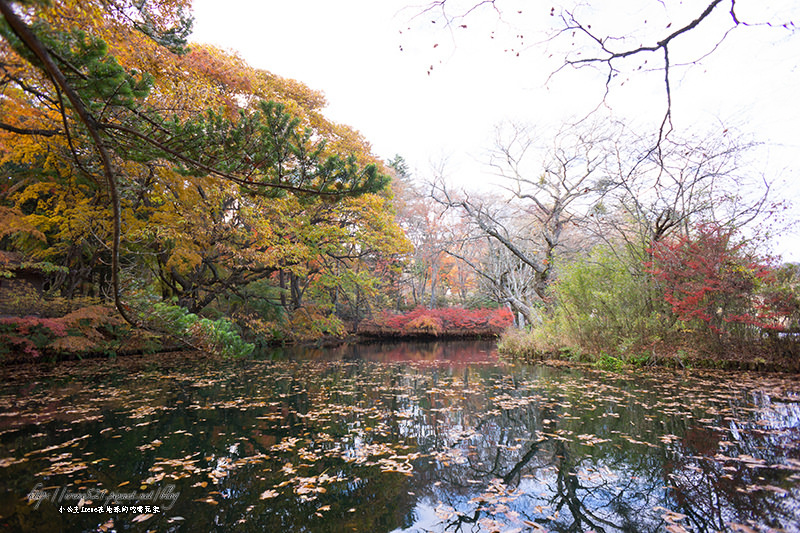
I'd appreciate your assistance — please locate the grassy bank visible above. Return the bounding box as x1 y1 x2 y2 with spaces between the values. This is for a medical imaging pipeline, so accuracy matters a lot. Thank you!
497 327 800 373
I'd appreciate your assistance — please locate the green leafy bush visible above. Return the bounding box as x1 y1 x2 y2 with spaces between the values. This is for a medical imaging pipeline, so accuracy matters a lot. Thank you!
593 353 625 372
148 302 254 358
549 245 668 354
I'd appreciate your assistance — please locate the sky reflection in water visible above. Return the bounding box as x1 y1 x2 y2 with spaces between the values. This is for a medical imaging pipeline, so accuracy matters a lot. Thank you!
0 340 798 532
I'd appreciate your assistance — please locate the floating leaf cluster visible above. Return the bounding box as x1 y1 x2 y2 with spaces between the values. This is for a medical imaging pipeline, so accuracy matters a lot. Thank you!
0 344 797 532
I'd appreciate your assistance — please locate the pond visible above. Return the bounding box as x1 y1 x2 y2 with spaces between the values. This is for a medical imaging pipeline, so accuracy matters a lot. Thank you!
0 340 798 532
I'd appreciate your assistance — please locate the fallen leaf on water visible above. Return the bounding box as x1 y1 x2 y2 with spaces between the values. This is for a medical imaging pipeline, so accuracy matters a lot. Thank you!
728 523 758 533
661 510 687 522
522 521 547 532
665 525 689 533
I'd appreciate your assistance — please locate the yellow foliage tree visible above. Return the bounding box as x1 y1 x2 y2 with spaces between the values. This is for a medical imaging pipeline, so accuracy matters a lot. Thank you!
1 0 407 341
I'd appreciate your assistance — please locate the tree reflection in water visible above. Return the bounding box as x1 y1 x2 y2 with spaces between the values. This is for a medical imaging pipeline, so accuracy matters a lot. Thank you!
0 341 797 532
373 346 799 533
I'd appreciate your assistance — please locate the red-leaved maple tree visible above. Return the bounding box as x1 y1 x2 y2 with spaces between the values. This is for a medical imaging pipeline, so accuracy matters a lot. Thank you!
646 223 793 339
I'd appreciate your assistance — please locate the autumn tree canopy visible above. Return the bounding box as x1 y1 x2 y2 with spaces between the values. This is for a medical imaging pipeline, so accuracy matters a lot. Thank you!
0 0 408 344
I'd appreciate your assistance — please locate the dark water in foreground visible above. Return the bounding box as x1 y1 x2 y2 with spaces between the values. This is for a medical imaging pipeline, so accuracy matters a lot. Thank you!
0 340 798 532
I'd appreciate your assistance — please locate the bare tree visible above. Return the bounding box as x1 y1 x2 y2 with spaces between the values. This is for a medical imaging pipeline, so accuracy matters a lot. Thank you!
431 117 784 327
450 234 543 326
588 127 776 262
432 122 609 321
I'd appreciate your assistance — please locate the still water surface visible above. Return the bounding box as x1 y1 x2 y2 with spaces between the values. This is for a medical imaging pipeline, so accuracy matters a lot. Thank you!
0 340 798 532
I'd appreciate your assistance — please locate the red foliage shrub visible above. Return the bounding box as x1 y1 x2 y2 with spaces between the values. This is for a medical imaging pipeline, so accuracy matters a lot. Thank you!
646 223 795 338
404 314 443 335
0 316 69 357
361 307 513 337
0 305 126 360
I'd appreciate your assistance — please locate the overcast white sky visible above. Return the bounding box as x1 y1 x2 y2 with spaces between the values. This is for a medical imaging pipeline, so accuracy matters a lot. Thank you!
190 0 799 260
